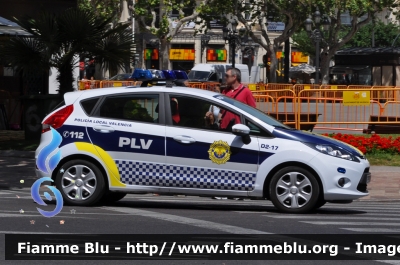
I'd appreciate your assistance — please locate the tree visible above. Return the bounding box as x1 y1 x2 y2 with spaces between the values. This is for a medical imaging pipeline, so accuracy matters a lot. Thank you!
134 0 213 69
0 8 133 94
304 0 400 84
293 21 400 66
199 0 310 83
78 0 121 22
346 21 400 47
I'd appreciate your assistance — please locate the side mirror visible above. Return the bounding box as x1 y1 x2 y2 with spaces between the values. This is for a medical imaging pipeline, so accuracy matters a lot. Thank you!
232 124 250 136
232 124 251 144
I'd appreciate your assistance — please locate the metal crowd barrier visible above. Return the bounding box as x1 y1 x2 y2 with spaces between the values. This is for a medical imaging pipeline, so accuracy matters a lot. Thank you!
77 80 142 90
297 88 400 133
252 85 400 132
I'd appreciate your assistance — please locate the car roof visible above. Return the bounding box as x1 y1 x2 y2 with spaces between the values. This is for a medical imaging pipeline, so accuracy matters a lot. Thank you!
70 86 218 101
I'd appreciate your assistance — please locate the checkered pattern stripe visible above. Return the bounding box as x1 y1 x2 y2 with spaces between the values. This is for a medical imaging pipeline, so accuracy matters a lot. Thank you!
115 160 256 191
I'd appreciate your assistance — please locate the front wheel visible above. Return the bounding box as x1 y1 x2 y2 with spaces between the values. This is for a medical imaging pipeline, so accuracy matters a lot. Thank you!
269 166 320 213
55 160 106 206
314 200 326 209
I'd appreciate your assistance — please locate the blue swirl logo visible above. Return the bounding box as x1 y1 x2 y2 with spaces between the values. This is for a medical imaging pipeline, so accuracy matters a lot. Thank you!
33 126 63 217
37 127 62 174
31 177 63 218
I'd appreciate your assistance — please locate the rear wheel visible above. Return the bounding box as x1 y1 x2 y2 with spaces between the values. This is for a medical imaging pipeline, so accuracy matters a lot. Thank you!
269 166 319 213
55 160 106 206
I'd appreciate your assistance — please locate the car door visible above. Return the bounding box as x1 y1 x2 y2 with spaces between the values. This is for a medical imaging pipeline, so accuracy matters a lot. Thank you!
164 93 259 195
85 92 165 189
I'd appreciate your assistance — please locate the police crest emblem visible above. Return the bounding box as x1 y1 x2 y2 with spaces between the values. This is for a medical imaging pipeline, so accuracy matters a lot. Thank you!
208 140 231 164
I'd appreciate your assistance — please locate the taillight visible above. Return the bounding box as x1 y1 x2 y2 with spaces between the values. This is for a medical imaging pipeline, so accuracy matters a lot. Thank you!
42 105 74 133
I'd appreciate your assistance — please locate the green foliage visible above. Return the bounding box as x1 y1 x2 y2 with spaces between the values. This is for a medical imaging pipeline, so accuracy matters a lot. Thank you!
293 21 400 57
345 21 400 47
134 0 198 38
0 8 133 94
78 0 121 21
291 30 316 57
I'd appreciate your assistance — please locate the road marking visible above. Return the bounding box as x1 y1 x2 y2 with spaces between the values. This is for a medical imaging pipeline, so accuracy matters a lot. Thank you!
234 211 272 214
341 228 400 233
264 216 400 221
103 206 271 234
301 221 400 226
0 196 32 199
376 261 400 265
0 231 78 234
287 212 400 217
0 213 92 219
321 205 400 210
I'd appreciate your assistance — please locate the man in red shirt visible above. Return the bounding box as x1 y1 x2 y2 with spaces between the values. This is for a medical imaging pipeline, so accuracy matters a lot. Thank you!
220 68 256 130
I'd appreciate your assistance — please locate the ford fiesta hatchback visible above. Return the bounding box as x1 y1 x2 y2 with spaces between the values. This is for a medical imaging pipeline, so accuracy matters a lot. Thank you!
35 86 371 213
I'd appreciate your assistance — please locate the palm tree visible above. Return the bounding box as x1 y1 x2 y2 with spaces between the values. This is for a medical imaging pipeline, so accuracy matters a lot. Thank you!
0 8 133 95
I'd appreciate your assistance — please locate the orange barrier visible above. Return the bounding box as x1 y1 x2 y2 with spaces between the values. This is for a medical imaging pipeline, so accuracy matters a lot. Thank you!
78 80 101 90
188 82 204 89
383 101 400 118
100 80 139 88
255 89 298 128
319 84 348 99
371 86 396 102
297 88 400 132
202 82 220 91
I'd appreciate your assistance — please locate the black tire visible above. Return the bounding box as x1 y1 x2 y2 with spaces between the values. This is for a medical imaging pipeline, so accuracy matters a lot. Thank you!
269 166 320 213
101 192 127 203
55 159 106 206
314 200 326 209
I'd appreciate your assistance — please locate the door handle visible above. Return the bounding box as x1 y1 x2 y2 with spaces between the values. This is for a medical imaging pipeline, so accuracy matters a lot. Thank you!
173 135 196 144
93 125 115 133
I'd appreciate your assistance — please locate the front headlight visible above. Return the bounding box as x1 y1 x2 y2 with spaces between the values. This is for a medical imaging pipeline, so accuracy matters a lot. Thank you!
303 143 360 162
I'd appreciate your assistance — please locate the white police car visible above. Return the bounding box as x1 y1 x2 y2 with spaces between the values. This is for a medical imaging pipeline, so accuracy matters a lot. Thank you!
35 86 371 213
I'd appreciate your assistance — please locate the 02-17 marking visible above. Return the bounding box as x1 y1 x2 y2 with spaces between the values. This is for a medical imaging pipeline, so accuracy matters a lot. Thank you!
261 144 278 150
63 131 84 139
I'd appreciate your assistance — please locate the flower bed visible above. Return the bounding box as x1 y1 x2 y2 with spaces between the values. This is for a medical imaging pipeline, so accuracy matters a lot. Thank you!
322 133 400 155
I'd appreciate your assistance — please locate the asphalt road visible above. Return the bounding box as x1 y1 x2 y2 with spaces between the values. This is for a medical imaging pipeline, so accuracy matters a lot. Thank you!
1 189 400 265
1 153 400 265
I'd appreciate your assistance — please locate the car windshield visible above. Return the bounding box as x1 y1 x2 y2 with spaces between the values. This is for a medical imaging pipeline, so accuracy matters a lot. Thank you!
110 74 130 80
213 95 292 129
187 71 210 80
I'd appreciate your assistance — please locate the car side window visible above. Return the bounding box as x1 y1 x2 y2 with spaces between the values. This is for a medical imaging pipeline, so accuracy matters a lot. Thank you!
168 95 239 131
246 120 272 137
98 94 159 123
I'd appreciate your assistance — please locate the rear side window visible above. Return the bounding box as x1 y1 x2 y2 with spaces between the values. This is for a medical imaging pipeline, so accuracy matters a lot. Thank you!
80 98 99 116
98 95 159 123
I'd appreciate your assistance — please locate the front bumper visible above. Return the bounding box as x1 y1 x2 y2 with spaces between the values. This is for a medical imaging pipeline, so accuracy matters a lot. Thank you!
309 153 371 201
357 168 371 193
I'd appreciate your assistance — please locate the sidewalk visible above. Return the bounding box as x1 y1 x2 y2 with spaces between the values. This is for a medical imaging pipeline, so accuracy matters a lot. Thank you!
0 150 399 201
361 166 400 201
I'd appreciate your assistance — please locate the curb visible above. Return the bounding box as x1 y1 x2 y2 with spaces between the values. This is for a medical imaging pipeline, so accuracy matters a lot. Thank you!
0 150 35 158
